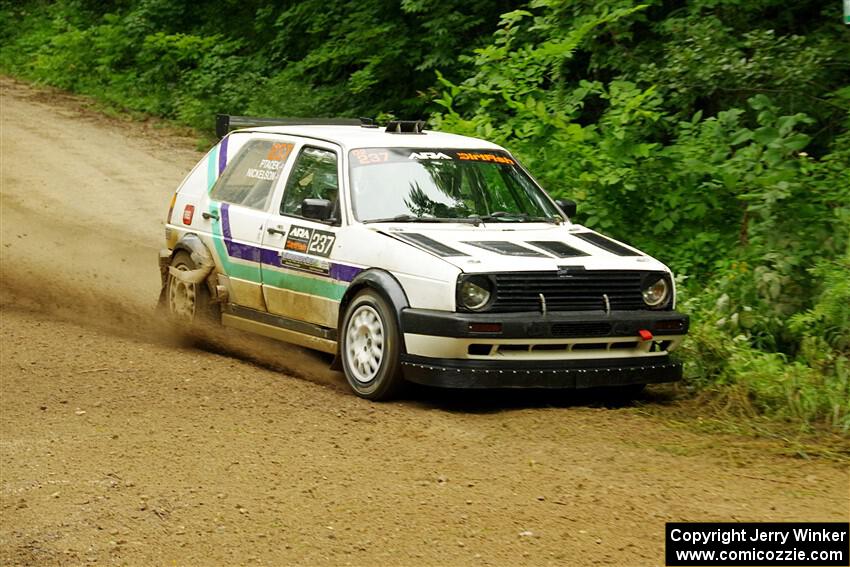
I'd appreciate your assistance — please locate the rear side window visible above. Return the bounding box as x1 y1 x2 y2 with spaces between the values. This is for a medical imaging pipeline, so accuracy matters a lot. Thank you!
211 139 294 210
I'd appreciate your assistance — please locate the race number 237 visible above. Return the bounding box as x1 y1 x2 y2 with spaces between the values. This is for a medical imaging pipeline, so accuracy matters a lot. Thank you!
307 231 336 257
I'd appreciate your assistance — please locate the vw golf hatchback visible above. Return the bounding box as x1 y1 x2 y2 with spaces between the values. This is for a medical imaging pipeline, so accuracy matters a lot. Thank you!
159 116 689 399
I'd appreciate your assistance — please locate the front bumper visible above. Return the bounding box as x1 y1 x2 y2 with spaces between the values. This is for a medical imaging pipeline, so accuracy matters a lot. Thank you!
401 308 689 339
401 354 682 388
398 308 688 389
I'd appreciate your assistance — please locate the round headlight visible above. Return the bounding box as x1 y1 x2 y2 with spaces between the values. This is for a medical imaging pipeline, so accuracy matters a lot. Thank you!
642 277 669 308
459 277 492 311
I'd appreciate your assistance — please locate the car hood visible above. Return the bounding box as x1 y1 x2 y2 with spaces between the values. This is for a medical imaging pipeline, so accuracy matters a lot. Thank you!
375 222 670 274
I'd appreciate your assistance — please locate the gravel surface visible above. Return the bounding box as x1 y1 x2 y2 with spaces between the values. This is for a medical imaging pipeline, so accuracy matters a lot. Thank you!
1 77 847 566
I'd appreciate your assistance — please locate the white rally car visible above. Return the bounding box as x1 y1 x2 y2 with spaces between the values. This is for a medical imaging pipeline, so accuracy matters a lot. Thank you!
159 116 689 399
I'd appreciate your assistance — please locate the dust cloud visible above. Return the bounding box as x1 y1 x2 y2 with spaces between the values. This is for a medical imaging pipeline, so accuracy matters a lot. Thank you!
0 77 342 390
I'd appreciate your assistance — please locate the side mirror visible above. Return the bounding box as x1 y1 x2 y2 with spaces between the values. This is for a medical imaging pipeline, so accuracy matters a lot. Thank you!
555 198 577 218
301 198 334 221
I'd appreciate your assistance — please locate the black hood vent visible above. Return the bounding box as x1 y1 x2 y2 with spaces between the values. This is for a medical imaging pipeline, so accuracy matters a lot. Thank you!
462 241 547 257
573 232 641 256
391 233 468 257
527 241 589 258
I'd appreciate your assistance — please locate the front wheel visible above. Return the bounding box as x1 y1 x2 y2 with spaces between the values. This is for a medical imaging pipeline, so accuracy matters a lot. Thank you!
340 290 404 400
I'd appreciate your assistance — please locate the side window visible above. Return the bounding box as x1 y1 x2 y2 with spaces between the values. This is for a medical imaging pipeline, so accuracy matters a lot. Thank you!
210 139 294 210
280 147 339 218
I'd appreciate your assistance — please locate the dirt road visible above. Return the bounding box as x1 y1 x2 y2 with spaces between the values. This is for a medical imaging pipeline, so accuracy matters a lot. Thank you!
1 77 847 567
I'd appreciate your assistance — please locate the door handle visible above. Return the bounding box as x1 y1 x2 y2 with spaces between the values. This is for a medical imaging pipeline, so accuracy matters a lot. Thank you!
267 227 287 237
202 211 219 221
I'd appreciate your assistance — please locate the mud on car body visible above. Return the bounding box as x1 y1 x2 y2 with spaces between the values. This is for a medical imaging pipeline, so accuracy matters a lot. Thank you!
160 116 689 400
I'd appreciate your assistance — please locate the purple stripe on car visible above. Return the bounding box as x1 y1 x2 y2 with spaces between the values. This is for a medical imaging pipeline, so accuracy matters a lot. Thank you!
227 240 262 263
330 263 362 282
220 203 259 261
260 248 282 268
218 136 229 174
220 203 233 240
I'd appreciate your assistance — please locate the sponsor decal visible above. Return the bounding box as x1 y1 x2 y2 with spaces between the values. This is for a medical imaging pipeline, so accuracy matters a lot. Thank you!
456 152 514 165
245 142 294 181
245 168 278 180
349 148 517 167
284 225 336 258
280 251 330 276
266 142 293 162
308 230 337 257
285 226 311 253
408 151 451 160
351 149 389 165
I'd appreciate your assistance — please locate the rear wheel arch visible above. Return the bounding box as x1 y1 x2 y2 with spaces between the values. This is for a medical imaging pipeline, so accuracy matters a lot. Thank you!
172 233 215 269
165 249 218 324
158 233 217 308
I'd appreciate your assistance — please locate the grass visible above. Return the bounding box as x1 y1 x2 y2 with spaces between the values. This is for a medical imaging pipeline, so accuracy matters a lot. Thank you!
634 384 850 464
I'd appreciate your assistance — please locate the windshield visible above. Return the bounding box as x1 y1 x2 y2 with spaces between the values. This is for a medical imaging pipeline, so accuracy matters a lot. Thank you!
348 148 560 223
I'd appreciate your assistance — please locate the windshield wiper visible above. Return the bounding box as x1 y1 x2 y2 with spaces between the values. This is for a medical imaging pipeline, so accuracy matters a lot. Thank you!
472 212 559 224
363 214 440 223
363 214 479 224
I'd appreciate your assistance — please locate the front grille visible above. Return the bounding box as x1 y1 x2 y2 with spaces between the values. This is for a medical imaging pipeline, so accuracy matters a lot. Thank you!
491 270 651 313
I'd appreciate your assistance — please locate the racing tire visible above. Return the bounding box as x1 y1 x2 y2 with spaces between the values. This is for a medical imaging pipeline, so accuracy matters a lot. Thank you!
340 290 404 400
166 250 216 325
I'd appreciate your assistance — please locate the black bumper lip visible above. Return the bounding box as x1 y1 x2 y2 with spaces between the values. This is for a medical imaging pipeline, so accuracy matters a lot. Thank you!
400 308 689 339
401 355 682 389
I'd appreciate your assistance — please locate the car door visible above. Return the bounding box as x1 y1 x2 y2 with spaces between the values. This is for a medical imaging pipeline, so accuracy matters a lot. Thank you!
260 143 347 328
208 135 296 311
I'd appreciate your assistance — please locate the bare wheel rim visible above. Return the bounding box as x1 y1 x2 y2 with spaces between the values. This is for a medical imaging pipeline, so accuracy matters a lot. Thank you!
345 304 385 384
168 262 196 321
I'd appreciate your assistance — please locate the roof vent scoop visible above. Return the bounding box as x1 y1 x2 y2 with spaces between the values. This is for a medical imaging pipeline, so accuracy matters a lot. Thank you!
385 120 426 134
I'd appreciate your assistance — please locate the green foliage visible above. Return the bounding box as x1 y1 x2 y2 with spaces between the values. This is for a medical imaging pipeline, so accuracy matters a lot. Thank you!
790 251 850 367
0 0 504 127
1 0 848 430
433 0 850 429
